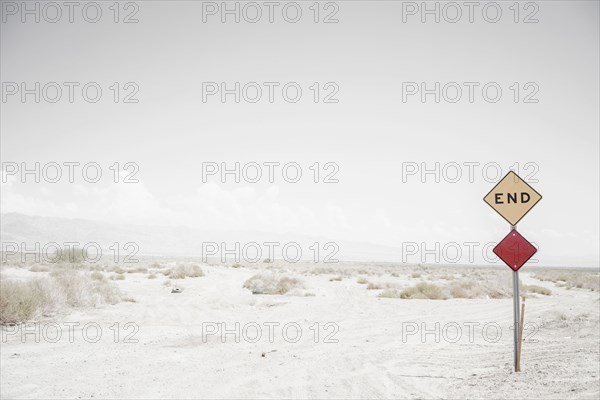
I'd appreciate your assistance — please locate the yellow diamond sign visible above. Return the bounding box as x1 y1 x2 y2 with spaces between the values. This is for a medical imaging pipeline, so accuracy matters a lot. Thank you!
483 171 542 225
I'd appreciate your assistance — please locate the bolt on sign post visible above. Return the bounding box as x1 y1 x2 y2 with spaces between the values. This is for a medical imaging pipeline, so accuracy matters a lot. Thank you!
484 171 542 372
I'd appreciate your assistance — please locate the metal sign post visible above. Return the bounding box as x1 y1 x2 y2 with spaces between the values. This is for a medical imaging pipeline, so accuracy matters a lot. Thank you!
511 224 520 372
484 171 542 373
512 270 520 371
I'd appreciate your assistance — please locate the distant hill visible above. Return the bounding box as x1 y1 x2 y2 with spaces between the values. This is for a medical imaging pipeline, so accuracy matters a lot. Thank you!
0 213 406 262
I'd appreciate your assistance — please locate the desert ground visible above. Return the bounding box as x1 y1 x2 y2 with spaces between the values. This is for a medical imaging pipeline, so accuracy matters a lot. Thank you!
1 257 599 399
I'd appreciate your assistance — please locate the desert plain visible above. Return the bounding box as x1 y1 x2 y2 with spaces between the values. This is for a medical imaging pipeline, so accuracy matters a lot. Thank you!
1 257 599 399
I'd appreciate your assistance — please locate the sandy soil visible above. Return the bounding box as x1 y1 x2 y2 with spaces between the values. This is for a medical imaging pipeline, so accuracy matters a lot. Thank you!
1 264 599 399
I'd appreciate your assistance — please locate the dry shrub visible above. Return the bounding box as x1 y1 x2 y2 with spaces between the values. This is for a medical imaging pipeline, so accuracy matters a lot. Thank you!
51 270 122 307
0 280 56 324
90 271 105 281
411 272 421 278
384 273 515 300
310 267 337 275
112 266 126 274
523 284 552 296
447 276 512 299
126 267 148 274
379 289 402 299
309 266 353 278
448 281 481 299
357 277 368 284
111 273 126 281
243 274 305 295
367 282 383 290
29 265 50 273
0 271 123 324
537 311 598 333
168 265 204 279
147 273 157 279
329 276 343 281
53 247 86 264
449 283 469 299
399 282 447 299
533 270 599 291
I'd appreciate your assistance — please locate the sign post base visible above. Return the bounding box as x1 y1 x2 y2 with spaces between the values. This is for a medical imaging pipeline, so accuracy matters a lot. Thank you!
512 269 521 372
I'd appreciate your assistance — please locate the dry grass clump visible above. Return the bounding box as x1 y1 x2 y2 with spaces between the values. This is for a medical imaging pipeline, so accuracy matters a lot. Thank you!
380 273 515 300
533 270 599 291
411 272 421 278
522 284 552 296
54 270 122 307
310 266 341 276
52 248 86 264
0 270 123 324
111 266 126 274
168 264 204 279
0 280 57 324
366 281 400 290
379 289 403 298
323 267 356 277
243 273 305 295
447 280 511 299
329 276 343 281
147 273 157 279
538 311 598 333
380 282 468 300
126 267 148 274
399 282 447 299
439 274 455 280
111 273 126 281
29 265 50 273
90 271 105 281
357 277 368 284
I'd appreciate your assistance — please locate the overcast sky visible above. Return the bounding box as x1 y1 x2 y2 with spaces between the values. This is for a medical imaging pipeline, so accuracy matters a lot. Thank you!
1 0 598 266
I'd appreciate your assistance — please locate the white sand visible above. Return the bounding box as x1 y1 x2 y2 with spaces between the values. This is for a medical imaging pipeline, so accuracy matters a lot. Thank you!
1 264 598 399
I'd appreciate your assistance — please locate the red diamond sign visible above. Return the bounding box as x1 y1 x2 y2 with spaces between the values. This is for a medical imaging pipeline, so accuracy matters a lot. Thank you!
493 230 537 271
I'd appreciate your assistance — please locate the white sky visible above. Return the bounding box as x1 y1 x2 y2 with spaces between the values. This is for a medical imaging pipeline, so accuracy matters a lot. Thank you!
1 1 599 266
